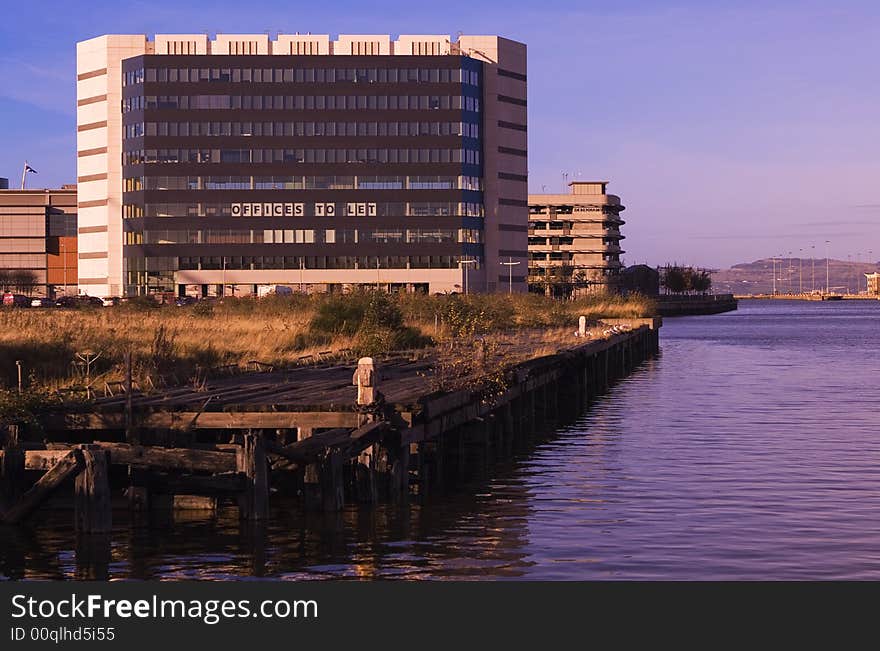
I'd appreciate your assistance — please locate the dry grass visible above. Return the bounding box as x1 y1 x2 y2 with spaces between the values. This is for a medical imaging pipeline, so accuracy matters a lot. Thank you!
0 292 654 393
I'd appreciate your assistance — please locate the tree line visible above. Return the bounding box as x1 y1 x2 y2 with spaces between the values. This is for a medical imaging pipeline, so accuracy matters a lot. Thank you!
0 270 40 295
660 265 712 294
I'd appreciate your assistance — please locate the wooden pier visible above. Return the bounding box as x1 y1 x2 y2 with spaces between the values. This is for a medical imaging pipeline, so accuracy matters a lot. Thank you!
0 319 660 534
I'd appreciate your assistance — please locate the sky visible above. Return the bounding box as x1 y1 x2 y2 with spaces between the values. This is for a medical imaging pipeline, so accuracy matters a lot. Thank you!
1 0 878 269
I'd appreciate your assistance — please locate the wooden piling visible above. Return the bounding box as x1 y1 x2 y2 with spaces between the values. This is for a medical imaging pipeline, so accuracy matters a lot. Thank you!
75 445 112 534
236 433 268 521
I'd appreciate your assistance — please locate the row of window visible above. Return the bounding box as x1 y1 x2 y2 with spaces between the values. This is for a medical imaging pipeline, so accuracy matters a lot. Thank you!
529 252 620 261
127 254 484 274
123 201 485 219
123 94 481 113
123 147 482 166
123 120 480 139
125 67 481 87
529 205 621 215
125 175 483 192
126 227 483 246
528 237 618 246
529 221 623 230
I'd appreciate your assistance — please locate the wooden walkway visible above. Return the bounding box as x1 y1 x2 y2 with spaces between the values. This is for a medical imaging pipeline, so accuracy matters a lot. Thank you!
0 319 661 531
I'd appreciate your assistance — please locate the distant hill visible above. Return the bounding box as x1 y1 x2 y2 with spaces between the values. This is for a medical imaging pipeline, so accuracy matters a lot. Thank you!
711 258 878 295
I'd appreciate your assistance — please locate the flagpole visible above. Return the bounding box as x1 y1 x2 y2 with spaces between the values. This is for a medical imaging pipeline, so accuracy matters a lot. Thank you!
20 161 27 190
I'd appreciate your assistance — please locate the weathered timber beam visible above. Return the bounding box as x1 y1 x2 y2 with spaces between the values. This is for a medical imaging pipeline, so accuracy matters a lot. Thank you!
268 428 352 465
2 450 82 525
41 411 359 431
25 443 235 473
269 421 392 467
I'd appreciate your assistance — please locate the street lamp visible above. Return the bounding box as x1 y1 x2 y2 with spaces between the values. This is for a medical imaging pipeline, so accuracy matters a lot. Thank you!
299 258 305 293
772 256 778 295
459 258 477 295
825 240 831 294
61 240 67 297
788 251 793 294
811 245 815 293
798 248 803 294
500 257 521 294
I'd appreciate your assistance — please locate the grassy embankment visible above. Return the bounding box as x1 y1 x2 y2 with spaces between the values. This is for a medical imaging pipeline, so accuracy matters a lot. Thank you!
0 292 654 405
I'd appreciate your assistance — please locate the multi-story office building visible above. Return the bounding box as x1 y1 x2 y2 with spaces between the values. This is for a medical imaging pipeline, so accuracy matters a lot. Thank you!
527 181 626 295
76 34 527 297
0 186 78 297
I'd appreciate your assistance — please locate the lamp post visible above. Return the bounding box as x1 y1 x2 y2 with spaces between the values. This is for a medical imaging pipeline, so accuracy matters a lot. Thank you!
847 254 852 294
788 251 793 294
825 240 831 294
299 258 305 293
500 257 521 294
798 248 803 294
221 255 226 298
811 245 815 293
460 258 476 295
772 256 777 295
61 239 67 297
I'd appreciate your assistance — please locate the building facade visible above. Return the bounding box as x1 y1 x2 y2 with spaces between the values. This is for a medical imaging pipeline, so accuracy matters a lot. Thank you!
0 187 78 297
76 34 527 297
527 181 625 295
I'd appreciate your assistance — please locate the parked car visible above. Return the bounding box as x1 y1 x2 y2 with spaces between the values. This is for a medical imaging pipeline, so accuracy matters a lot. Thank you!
30 297 54 307
54 295 104 308
101 297 121 307
174 295 199 307
2 293 30 307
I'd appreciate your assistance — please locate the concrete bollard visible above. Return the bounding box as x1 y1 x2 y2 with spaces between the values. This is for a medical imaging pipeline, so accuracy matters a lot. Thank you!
575 315 587 338
353 357 377 406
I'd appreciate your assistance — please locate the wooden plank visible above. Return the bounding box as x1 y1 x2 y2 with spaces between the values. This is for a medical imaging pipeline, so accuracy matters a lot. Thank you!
27 444 235 473
269 428 353 465
2 451 82 525
101 443 236 473
25 450 69 471
43 410 359 431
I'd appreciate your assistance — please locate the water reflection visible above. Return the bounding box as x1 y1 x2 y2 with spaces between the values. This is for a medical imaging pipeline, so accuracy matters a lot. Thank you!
4 300 880 580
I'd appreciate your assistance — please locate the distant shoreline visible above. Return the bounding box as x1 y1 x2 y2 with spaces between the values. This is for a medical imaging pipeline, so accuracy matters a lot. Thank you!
734 294 877 301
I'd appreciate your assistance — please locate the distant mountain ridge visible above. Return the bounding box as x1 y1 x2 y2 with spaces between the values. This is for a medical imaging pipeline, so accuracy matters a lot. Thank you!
711 258 878 295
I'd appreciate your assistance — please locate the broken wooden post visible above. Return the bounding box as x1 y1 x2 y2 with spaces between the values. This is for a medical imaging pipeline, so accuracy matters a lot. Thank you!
353 356 377 406
320 449 345 511
75 445 112 534
1 424 24 507
236 433 268 521
124 349 137 444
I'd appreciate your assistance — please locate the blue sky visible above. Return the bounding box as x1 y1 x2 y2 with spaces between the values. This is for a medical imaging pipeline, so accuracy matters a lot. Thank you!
1 0 878 268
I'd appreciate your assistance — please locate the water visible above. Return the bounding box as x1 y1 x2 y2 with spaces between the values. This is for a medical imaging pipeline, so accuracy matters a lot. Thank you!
4 299 880 580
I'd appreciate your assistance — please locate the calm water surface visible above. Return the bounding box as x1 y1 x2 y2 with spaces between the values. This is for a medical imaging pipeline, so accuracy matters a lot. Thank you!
4 299 880 580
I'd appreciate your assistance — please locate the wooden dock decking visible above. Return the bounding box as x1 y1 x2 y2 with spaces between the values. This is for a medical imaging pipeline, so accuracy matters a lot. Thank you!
0 319 660 533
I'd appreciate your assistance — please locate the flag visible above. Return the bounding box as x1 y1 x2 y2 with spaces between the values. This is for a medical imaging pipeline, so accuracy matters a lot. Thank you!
24 164 37 174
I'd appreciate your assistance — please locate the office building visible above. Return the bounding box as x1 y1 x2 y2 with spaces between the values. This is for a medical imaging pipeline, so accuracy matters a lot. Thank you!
76 33 527 297
527 181 625 295
0 186 78 297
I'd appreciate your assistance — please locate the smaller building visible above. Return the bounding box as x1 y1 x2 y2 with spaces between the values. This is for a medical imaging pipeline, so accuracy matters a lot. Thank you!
866 272 880 296
620 264 660 296
528 181 625 296
0 186 77 297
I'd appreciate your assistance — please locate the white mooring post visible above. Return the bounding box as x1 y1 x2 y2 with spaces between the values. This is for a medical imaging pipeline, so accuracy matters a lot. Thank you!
577 315 587 338
353 357 377 406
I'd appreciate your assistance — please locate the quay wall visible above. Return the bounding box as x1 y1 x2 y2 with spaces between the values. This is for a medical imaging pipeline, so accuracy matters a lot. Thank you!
656 294 737 316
